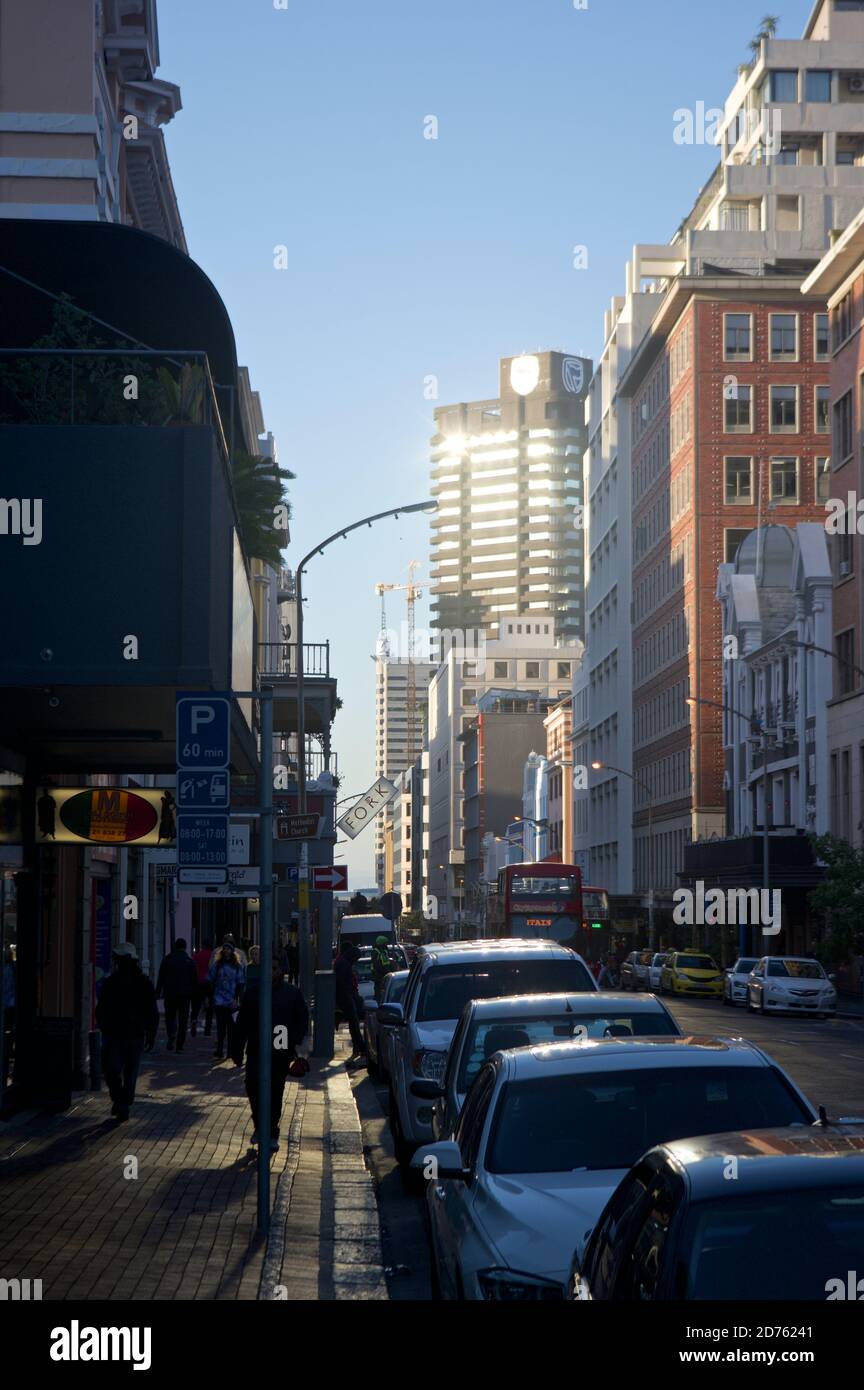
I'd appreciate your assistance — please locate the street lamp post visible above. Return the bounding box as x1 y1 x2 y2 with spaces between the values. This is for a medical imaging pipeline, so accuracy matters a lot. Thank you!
686 694 766 957
294 501 435 1056
591 762 655 950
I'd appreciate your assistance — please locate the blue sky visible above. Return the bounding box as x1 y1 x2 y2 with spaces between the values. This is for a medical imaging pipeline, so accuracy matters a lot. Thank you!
159 0 815 885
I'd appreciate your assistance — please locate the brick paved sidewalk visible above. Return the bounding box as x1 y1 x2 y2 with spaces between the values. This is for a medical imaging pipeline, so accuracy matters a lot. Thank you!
0 1026 387 1301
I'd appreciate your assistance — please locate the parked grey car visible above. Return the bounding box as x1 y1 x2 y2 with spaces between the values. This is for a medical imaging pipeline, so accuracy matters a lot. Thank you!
620 950 652 991
364 969 409 1079
378 939 596 1166
428 990 681 1141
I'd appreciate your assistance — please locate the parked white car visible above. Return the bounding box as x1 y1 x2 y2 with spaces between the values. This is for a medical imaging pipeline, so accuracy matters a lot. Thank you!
747 956 838 1019
379 939 596 1166
723 957 759 1007
415 1036 816 1299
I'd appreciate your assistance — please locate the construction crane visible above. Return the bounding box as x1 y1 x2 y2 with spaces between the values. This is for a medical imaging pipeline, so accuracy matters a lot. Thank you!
375 561 429 765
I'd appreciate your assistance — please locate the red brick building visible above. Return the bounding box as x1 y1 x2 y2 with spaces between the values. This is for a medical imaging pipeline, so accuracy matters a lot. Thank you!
619 285 831 905
805 213 864 861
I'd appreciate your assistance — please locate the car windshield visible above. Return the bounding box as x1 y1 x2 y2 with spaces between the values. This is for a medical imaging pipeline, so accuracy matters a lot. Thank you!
511 876 580 899
417 959 594 1023
457 1011 679 1093
767 960 825 979
354 958 373 981
682 1188 864 1299
676 955 717 971
733 959 758 974
485 1066 811 1174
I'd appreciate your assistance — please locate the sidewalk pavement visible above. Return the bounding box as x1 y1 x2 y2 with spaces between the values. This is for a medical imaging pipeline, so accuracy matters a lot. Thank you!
0 1026 387 1301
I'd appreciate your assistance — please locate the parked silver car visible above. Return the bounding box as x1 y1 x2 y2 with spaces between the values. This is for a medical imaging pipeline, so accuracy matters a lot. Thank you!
364 969 409 1080
427 990 681 1141
414 1037 816 1299
646 953 668 992
378 939 596 1166
620 950 652 991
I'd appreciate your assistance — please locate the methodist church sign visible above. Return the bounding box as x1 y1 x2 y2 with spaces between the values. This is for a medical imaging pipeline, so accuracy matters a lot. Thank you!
35 787 176 846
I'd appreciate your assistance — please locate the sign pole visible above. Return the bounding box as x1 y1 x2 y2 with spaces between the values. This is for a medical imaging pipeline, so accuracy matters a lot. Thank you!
257 686 274 1236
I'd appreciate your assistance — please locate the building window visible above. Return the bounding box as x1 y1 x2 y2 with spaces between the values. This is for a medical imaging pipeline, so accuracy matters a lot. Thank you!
815 313 830 360
725 529 751 563
834 390 853 460
836 630 858 696
525 662 540 679
836 522 854 581
557 661 571 679
462 662 477 678
776 144 800 166
805 70 832 101
816 456 832 502
769 70 799 103
776 195 801 231
815 385 831 433
770 313 798 360
770 457 799 504
834 292 853 348
725 384 753 432
770 385 799 432
493 661 509 679
725 456 753 504
724 313 752 359
462 688 476 706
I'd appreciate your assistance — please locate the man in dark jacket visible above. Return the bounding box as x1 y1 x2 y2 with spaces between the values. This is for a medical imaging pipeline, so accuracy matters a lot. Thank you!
95 943 158 1122
156 938 198 1052
333 941 365 1061
232 957 309 1151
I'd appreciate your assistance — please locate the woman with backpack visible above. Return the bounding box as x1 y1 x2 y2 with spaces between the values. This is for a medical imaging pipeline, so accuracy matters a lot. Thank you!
208 942 245 1060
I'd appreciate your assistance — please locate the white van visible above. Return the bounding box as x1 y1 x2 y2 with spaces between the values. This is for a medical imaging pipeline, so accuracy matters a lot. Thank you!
338 914 396 951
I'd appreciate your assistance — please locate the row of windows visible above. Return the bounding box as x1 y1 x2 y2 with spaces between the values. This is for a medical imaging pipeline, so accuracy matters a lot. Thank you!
633 423 670 504
634 488 675 564
723 312 829 363
670 393 693 457
634 750 693 808
633 680 690 752
670 322 693 388
633 535 692 625
724 454 831 506
633 611 690 687
589 584 618 633
723 383 830 435
634 359 671 441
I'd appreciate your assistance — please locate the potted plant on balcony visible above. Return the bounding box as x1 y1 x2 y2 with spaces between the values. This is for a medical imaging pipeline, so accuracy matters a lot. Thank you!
231 449 295 567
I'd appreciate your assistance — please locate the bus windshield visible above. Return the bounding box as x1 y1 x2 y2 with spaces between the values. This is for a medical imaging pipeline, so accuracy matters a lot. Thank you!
511 875 580 899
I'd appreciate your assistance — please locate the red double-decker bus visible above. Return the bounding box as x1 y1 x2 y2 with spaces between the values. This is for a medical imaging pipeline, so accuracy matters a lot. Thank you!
488 862 585 948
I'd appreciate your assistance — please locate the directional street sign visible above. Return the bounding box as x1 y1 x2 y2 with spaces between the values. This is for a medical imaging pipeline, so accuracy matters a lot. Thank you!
337 778 397 840
311 865 348 892
276 813 322 841
176 696 231 770
177 770 230 811
177 813 229 867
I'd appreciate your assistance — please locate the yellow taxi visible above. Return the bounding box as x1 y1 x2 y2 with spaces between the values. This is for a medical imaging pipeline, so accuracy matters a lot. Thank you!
659 950 724 998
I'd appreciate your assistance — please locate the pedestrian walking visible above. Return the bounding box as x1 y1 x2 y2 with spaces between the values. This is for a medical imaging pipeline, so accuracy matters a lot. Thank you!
231 955 309 1151
191 939 213 1037
598 954 621 990
155 937 197 1052
334 941 365 1061
208 941 245 1060
95 943 158 1122
245 944 262 990
2 945 15 1088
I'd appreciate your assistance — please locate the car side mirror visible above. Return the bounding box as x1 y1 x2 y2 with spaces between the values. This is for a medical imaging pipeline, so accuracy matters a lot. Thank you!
829 974 837 983
377 1002 405 1026
410 1140 470 1181
411 1079 444 1100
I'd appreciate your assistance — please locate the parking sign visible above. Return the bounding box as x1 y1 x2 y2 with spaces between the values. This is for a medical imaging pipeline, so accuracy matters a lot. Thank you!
176 696 231 770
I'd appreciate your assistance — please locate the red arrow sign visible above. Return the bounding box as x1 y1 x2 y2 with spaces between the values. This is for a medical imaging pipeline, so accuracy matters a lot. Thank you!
311 865 348 891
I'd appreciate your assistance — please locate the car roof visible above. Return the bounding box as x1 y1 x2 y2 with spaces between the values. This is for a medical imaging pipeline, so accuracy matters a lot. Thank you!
758 955 823 964
419 940 581 965
656 1126 864 1199
465 991 669 1019
500 1035 779 1079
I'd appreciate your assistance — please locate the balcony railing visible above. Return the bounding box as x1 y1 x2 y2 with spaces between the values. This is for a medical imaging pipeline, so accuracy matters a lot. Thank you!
258 642 331 679
0 348 232 461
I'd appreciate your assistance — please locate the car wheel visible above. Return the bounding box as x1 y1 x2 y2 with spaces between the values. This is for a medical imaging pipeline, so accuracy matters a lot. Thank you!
366 1048 379 1079
723 990 731 1006
759 993 767 1015
389 1088 415 1169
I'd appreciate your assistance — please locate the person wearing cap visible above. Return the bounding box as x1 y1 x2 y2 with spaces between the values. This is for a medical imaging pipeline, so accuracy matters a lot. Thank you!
95 942 158 1122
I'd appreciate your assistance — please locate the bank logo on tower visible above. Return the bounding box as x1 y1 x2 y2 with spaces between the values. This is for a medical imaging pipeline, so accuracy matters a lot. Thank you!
562 357 585 395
